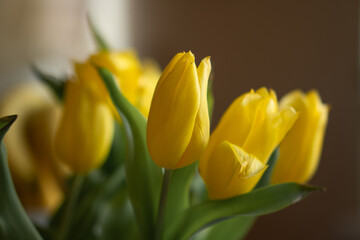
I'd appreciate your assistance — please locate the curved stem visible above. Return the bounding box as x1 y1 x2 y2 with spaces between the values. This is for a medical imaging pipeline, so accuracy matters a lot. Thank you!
156 169 173 240
58 174 84 240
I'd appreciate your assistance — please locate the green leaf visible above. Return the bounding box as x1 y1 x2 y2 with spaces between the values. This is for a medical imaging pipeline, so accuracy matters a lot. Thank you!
197 148 279 240
197 216 256 240
0 115 43 240
70 167 127 240
97 190 140 240
31 66 66 101
190 170 208 206
256 147 279 188
98 67 162 239
165 162 197 224
164 183 322 240
87 16 110 52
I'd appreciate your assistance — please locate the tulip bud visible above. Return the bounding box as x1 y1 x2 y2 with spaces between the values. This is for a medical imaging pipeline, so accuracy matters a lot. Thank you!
271 90 329 183
55 79 114 173
147 51 211 169
199 88 298 199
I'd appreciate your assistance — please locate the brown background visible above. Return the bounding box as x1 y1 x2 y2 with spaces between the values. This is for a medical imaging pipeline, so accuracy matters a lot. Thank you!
130 1 359 239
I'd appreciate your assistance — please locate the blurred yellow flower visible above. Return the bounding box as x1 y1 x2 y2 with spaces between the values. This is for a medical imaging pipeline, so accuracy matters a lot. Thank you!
271 90 329 184
147 51 211 169
76 51 161 118
0 83 64 212
55 78 114 173
57 50 160 173
199 88 298 199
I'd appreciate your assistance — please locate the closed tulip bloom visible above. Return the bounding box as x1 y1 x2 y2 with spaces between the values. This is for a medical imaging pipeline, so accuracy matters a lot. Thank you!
199 88 298 199
271 90 329 184
147 52 211 169
55 79 114 173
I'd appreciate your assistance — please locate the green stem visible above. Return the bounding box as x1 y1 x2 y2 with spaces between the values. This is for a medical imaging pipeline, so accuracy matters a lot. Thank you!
58 175 84 240
156 169 173 240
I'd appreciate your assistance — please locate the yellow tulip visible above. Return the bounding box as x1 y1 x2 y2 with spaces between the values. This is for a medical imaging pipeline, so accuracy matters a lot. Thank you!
147 51 211 169
55 79 114 173
0 83 65 212
89 51 141 106
137 60 162 117
199 88 298 199
271 90 329 184
56 50 160 173
76 50 161 118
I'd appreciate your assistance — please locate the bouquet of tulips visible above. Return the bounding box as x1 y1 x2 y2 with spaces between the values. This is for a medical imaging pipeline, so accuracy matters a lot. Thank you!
0 23 329 240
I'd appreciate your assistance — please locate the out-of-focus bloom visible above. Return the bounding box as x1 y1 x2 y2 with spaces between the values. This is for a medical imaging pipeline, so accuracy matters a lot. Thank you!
76 51 161 118
55 50 161 173
271 90 329 184
147 51 211 169
137 60 162 117
199 88 298 199
0 83 64 212
55 77 114 173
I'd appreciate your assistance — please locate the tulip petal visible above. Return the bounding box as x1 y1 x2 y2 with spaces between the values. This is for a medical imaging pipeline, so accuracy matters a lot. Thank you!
199 90 263 179
176 57 211 168
272 90 329 183
242 99 298 164
76 51 154 120
157 52 185 84
55 81 114 173
147 52 200 169
75 62 108 100
203 141 267 200
91 51 141 104
136 60 161 117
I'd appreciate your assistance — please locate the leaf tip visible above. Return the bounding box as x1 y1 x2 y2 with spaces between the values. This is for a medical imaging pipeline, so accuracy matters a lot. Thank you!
0 115 17 140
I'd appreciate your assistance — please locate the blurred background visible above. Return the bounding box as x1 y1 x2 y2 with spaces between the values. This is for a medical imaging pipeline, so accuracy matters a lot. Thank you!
0 0 358 239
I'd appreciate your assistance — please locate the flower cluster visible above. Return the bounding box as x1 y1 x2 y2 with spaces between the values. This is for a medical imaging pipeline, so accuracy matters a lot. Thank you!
0 49 328 240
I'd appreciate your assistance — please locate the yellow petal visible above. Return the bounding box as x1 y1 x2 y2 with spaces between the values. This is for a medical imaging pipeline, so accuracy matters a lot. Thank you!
74 61 119 121
74 61 108 100
136 60 161 117
175 57 211 168
199 90 263 179
272 90 329 183
201 141 267 200
242 95 298 164
147 52 200 169
55 80 114 173
90 51 141 104
156 52 185 85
